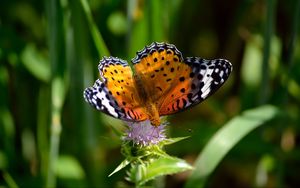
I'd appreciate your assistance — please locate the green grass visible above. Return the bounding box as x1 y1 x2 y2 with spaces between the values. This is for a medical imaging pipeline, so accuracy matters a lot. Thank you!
0 0 300 187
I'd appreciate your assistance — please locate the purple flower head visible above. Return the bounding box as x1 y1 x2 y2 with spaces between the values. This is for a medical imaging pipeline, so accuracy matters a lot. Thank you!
124 120 167 146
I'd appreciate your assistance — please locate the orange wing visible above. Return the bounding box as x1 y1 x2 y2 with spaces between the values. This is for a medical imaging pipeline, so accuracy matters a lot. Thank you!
131 42 232 116
159 57 232 115
132 42 189 103
84 57 148 122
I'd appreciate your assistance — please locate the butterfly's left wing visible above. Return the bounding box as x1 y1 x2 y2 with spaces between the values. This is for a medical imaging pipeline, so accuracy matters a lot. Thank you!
158 57 232 115
84 57 148 122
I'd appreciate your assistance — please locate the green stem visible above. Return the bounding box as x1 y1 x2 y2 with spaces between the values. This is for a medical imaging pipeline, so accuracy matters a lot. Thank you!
80 0 110 57
126 0 136 56
45 0 66 186
3 171 19 188
280 0 300 105
259 0 277 104
37 86 50 180
285 0 300 66
46 110 62 187
46 77 66 187
147 0 166 42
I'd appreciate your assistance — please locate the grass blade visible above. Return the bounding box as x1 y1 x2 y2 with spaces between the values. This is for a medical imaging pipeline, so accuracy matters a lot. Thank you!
259 0 277 104
80 0 110 56
147 0 166 42
185 105 280 188
46 0 66 186
3 172 19 188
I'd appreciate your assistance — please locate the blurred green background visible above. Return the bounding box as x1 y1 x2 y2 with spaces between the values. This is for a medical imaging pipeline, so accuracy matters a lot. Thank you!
1 0 300 187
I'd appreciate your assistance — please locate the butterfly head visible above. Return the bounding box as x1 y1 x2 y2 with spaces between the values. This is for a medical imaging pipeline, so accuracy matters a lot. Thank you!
149 117 161 127
143 102 161 126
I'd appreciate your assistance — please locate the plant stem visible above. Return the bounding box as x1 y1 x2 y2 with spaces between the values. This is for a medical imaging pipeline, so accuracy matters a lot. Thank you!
45 0 66 186
3 171 19 188
259 0 277 104
46 109 62 187
280 0 300 105
80 0 110 57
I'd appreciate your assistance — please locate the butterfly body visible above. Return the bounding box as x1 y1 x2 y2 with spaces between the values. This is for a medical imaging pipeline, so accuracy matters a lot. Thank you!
131 74 161 126
84 42 232 126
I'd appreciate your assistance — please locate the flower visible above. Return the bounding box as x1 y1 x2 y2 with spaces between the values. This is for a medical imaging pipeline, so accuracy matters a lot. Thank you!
124 120 167 146
110 120 191 181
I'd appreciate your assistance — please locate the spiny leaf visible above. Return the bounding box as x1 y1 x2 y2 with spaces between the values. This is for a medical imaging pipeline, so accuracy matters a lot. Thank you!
109 159 131 177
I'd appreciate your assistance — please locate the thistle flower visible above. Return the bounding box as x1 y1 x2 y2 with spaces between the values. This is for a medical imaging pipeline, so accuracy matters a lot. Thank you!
124 120 167 146
109 120 192 183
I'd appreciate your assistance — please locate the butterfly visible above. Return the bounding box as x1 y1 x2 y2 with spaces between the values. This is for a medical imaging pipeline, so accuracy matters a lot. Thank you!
84 42 232 126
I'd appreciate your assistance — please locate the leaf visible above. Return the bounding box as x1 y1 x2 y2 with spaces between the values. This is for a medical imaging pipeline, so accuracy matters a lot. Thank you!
107 11 127 35
241 35 263 87
55 155 85 179
2 171 19 188
109 122 124 138
185 105 280 188
129 156 193 186
160 136 190 146
108 159 131 177
0 151 8 169
111 135 190 179
21 44 50 82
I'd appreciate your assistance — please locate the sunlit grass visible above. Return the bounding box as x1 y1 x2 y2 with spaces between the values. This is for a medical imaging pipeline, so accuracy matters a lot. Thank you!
0 0 299 187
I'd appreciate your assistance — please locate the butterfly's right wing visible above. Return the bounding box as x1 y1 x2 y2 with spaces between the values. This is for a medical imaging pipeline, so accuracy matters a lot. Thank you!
158 57 232 115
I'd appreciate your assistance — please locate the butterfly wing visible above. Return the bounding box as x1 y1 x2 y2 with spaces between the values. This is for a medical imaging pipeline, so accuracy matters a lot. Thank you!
158 57 232 115
132 42 232 116
85 43 232 123
84 57 148 122
132 42 188 103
